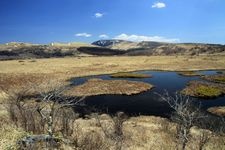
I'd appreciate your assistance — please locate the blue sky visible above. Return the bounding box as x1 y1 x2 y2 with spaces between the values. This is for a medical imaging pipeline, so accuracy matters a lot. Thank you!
0 0 224 44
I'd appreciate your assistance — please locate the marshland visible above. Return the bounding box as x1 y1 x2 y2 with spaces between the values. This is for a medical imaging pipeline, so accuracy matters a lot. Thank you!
0 53 225 149
1 0 225 149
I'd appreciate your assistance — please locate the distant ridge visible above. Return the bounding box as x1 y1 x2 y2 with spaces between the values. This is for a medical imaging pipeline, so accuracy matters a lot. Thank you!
0 40 224 60
91 40 225 55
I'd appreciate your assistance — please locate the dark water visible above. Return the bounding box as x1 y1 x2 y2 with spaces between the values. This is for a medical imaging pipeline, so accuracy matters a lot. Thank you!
70 71 225 117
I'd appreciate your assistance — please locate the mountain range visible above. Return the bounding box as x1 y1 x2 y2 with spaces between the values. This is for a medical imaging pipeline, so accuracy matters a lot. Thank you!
0 40 224 60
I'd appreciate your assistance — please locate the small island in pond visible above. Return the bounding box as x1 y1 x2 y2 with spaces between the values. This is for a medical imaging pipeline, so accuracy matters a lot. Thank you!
181 81 225 98
110 72 151 78
202 74 225 84
65 78 153 96
207 106 225 116
177 71 201 77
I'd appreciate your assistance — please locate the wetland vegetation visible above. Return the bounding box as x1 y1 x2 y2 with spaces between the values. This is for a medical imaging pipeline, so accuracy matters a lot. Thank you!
181 81 224 98
0 56 225 149
1 0 225 148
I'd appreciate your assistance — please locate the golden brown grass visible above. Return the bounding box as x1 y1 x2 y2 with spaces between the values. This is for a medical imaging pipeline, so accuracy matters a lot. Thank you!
0 100 27 150
1 55 223 95
65 78 153 96
1 96 225 150
66 115 225 150
0 121 27 150
0 55 223 95
0 73 53 90
0 56 225 79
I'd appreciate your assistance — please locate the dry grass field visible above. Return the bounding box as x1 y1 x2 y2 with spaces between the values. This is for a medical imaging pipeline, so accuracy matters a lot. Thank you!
0 55 224 91
0 55 225 78
0 55 225 149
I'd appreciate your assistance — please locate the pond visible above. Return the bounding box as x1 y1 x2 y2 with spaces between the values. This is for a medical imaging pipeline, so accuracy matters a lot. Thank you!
70 70 225 117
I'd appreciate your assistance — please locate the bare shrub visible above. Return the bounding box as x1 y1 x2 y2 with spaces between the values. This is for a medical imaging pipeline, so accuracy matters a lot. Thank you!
53 107 79 137
25 79 85 137
112 112 127 138
157 92 206 150
3 86 45 134
3 79 85 149
95 112 128 150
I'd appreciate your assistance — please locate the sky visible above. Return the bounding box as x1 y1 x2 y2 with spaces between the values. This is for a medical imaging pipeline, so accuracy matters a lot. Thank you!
0 0 225 44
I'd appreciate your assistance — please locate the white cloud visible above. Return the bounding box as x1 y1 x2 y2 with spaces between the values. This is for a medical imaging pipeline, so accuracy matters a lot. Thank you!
99 34 109 39
75 33 92 37
95 13 104 18
152 2 166 8
114 33 180 43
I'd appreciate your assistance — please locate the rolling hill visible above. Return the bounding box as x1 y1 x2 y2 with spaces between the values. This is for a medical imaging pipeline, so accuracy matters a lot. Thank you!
92 40 225 55
0 40 225 60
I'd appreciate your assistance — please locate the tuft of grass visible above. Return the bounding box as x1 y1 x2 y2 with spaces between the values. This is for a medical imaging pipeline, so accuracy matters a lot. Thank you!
195 85 222 98
110 72 151 78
